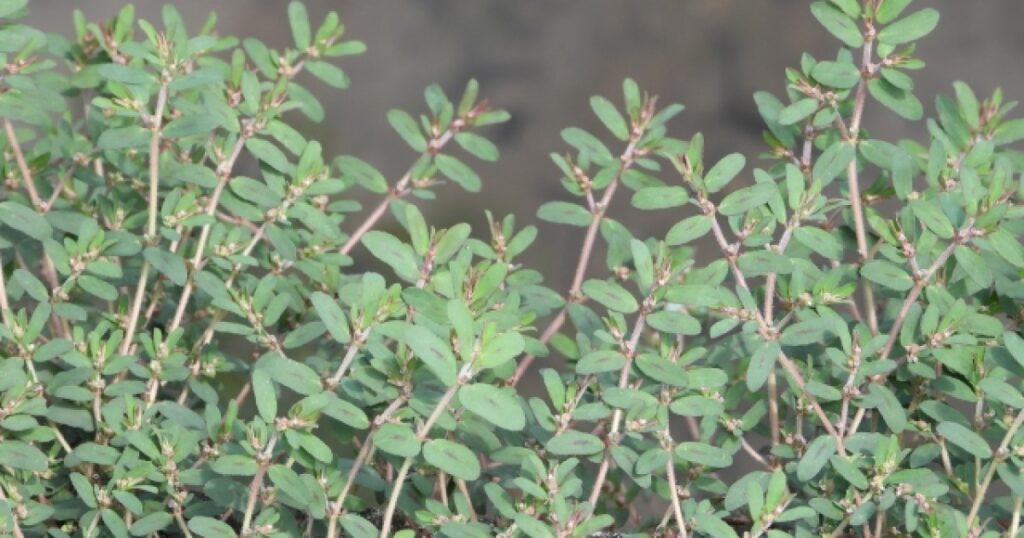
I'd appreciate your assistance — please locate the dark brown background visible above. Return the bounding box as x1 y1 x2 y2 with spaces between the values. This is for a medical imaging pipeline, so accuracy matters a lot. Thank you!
29 0 1024 291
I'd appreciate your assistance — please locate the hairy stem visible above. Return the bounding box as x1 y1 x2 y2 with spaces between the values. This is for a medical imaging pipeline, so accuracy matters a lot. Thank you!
965 408 1024 529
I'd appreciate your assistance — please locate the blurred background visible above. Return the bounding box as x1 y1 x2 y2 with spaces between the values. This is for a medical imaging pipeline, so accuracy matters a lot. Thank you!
28 0 1024 300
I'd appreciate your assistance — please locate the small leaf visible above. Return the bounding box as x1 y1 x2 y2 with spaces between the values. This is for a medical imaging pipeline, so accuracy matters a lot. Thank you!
704 153 746 193
537 201 592 227
188 516 237 538
719 182 776 216
936 421 991 459
0 201 51 240
666 215 711 245
676 442 732 468
810 2 864 47
576 350 626 375
0 440 47 471
877 9 940 46
812 60 860 89
861 260 914 291
387 109 427 151
143 248 187 286
546 430 604 456
868 79 923 121
590 95 628 141
423 439 480 480
478 332 525 370
794 227 842 260
798 436 837 481
403 325 457 386
812 141 855 185
336 155 387 194
646 310 701 336
746 341 780 391
454 132 498 161
374 423 421 458
305 60 349 89
310 292 350 343
435 154 481 192
561 127 613 165
288 1 311 49
582 279 639 313
631 186 689 210
459 384 525 431
778 98 819 126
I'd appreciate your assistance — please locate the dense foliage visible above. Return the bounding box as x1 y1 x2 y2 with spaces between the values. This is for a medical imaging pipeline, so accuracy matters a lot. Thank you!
1 0 1024 536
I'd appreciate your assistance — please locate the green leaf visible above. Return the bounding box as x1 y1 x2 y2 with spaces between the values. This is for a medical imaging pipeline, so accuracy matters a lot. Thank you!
1004 332 1024 371
798 436 837 481
876 0 912 24
911 200 954 239
403 325 457 386
676 442 732 468
590 95 628 141
704 153 746 193
97 63 152 85
129 512 173 536
268 464 312 505
374 423 421 458
868 78 923 120
322 394 370 430
631 186 689 210
861 260 914 291
339 514 378 538
13 268 47 301
954 245 992 288
646 310 701 335
162 114 218 138
0 0 26 19
866 384 907 432
582 279 639 313
435 154 481 192
936 422 991 459
719 182 776 216
423 439 480 480
454 132 499 161
96 126 150 150
812 141 855 185
478 332 525 370
260 354 321 396
635 354 688 387
245 138 292 173
537 201 591 227
70 442 118 466
561 127 613 165
288 1 310 49
781 320 825 346
310 292 350 343
877 9 940 46
513 514 555 538
993 119 1024 146
0 201 50 240
211 455 258 476
0 440 47 471
387 109 427 152
188 516 236 538
693 513 740 538
794 227 842 260
810 2 864 47
252 369 277 422
459 384 525 431
746 341 780 391
576 350 626 375
336 155 387 194
812 60 860 89
143 248 187 286
361 231 419 283
546 430 604 456
988 228 1024 267
666 215 711 245
778 98 819 126
305 60 349 89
